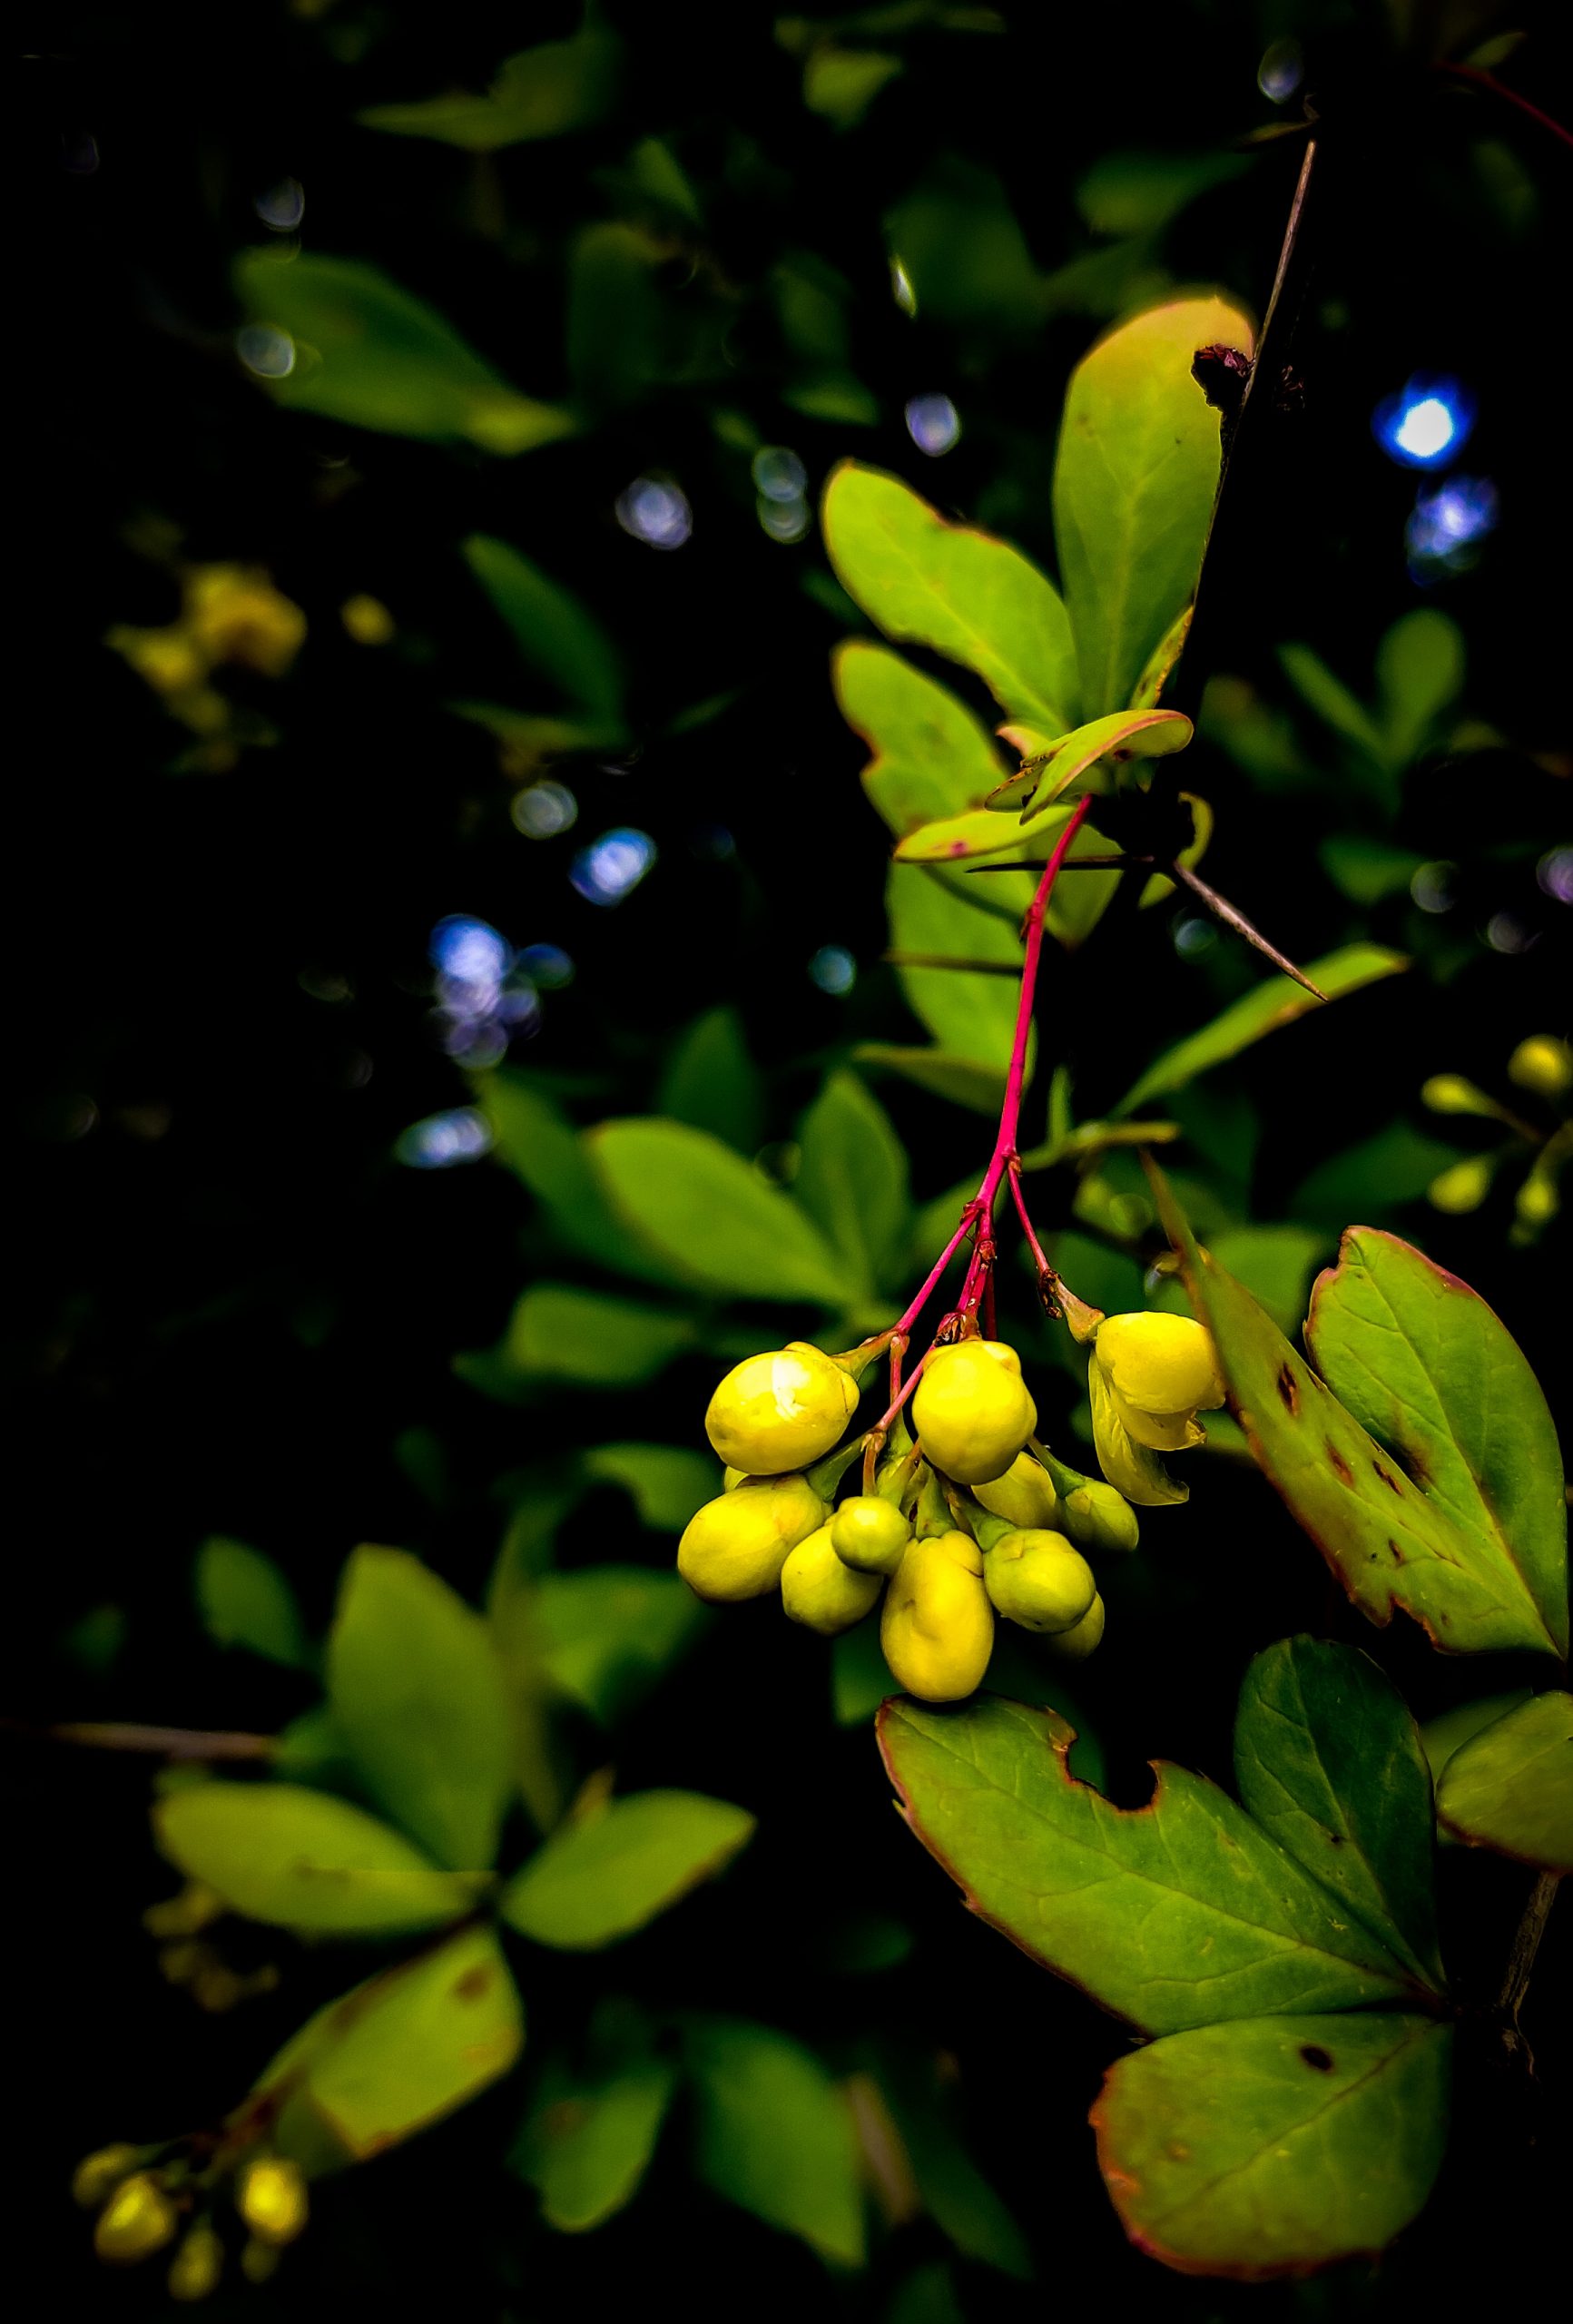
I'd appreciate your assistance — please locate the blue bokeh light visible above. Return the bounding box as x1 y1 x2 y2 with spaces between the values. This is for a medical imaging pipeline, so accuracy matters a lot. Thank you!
1371 377 1475 469
517 942 575 989
905 394 960 457
615 478 692 550
808 944 857 995
570 828 657 906
1406 476 1499 576
396 1108 495 1169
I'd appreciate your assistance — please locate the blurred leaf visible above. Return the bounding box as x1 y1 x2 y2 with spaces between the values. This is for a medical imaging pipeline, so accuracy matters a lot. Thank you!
153 1783 477 1935
536 1566 711 1722
1376 609 1465 766
232 252 573 454
1053 296 1253 715
1092 2014 1450 2276
884 866 1027 1097
329 1546 515 1871
1293 1123 1466 1228
802 45 902 126
477 1072 678 1285
833 1618 894 1725
272 1706 358 1788
1148 1225 1327 1338
566 222 668 412
834 640 1009 838
515 2012 678 2231
1114 945 1408 1115
495 1284 697 1388
1277 644 1388 767
586 1118 847 1303
270 1926 524 2171
795 1070 912 1295
487 1505 577 1835
822 462 1077 729
774 253 879 424
853 1044 1009 1116
657 1006 764 1155
501 1791 754 1949
686 2015 866 2266
357 25 620 150
1076 149 1247 237
1234 1639 1442 1985
463 536 624 721
1434 1693 1573 1872
193 1536 310 1669
888 2262 967 2324
1307 1229 1567 1659
882 2056 1032 2278
1319 835 1426 905
879 1695 1419 2034
885 158 1045 335
1155 1187 1566 1657
580 1443 717 1530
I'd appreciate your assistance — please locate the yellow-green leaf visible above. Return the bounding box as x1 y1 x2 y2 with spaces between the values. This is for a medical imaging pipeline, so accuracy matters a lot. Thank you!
1435 1693 1573 1873
500 1791 755 1950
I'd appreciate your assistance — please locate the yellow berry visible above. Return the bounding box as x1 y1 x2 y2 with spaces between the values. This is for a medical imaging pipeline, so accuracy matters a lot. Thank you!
73 2142 142 2209
677 1475 825 1601
982 1531 1097 1634
704 1344 860 1474
880 1532 994 1701
1094 1314 1223 1421
1509 1035 1573 1098
340 593 395 646
971 1450 1059 1531
1428 1157 1492 1214
94 2172 179 2264
1045 1591 1106 1660
911 1341 1037 1485
781 1525 884 1633
830 1495 911 1575
237 2155 308 2246
168 2222 225 2303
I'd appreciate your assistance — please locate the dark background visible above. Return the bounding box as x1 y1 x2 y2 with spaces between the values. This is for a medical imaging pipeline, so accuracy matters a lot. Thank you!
11 3 1570 2317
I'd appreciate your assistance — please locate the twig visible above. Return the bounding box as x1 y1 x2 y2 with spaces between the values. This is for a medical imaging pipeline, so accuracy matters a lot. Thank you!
1170 862 1328 998
22 1719 276 1761
1438 63 1573 153
1497 1869 1561 2065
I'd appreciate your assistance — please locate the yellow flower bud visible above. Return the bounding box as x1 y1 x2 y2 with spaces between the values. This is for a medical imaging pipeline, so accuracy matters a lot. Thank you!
910 1341 1037 1485
830 1494 911 1575
1094 1314 1224 1428
1059 1480 1141 1554
781 1524 884 1634
73 2142 142 2210
704 1344 860 1475
982 1531 1096 1635
1428 1157 1492 1214
880 1532 994 1702
183 565 306 676
1508 1034 1573 1098
678 1474 825 1601
1044 1590 1105 1660
237 2155 308 2246
94 2172 179 2264
340 594 395 646
168 2221 225 2303
971 1450 1059 1531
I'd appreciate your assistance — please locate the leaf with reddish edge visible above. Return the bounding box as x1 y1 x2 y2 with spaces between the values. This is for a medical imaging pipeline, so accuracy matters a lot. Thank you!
1146 1167 1563 1658
1092 2012 1450 2280
1435 1691 1573 1874
1305 1228 1568 1659
877 1696 1421 2034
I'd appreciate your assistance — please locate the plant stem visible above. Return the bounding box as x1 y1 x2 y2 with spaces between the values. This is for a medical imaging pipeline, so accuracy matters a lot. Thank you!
23 1719 276 1761
1497 1869 1560 2054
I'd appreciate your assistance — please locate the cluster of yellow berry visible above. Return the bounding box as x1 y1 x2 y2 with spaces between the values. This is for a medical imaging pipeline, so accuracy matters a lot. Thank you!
108 563 308 740
677 1313 1224 1701
73 2138 307 2299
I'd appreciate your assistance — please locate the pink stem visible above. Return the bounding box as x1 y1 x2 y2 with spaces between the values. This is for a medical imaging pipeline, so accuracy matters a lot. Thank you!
1007 1161 1054 1281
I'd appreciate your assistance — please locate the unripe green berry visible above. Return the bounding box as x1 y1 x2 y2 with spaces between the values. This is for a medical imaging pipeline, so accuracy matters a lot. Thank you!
1508 1034 1573 1098
781 1524 884 1634
704 1343 860 1475
168 2221 225 2304
1059 1481 1141 1554
831 1495 911 1575
1044 1591 1106 1660
678 1475 826 1602
880 1531 994 1701
982 1530 1097 1634
911 1340 1037 1485
971 1450 1059 1531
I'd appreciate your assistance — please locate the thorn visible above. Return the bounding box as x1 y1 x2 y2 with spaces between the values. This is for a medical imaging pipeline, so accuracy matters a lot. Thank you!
1171 862 1329 1000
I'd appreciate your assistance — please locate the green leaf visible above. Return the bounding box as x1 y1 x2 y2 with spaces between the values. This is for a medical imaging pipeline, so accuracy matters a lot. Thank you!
357 25 620 150
832 1620 893 1726
329 1546 515 1871
1114 945 1408 1115
494 1284 696 1388
894 708 1191 862
1181 1226 1328 1338
880 2055 1032 2279
193 1536 310 1669
232 252 572 454
586 1118 847 1305
853 1044 1009 1117
821 463 1077 730
1053 296 1253 716
833 640 1009 841
500 1791 755 1949
794 1070 911 1296
463 536 624 721
1292 1122 1467 1229
885 866 1027 1087
656 1007 764 1156
1305 1229 1568 1659
153 1783 479 1935
1234 1640 1443 1987
1420 1691 1532 1787
476 1072 674 1285
269 1926 523 2170
1092 2013 1450 2277
1152 1185 1564 1657
1277 644 1389 765
802 44 902 128
536 1567 711 1722
1376 609 1465 766
685 2015 866 2267
878 1697 1421 2034
516 2016 677 2232
579 1443 716 1531
1435 1693 1573 1873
